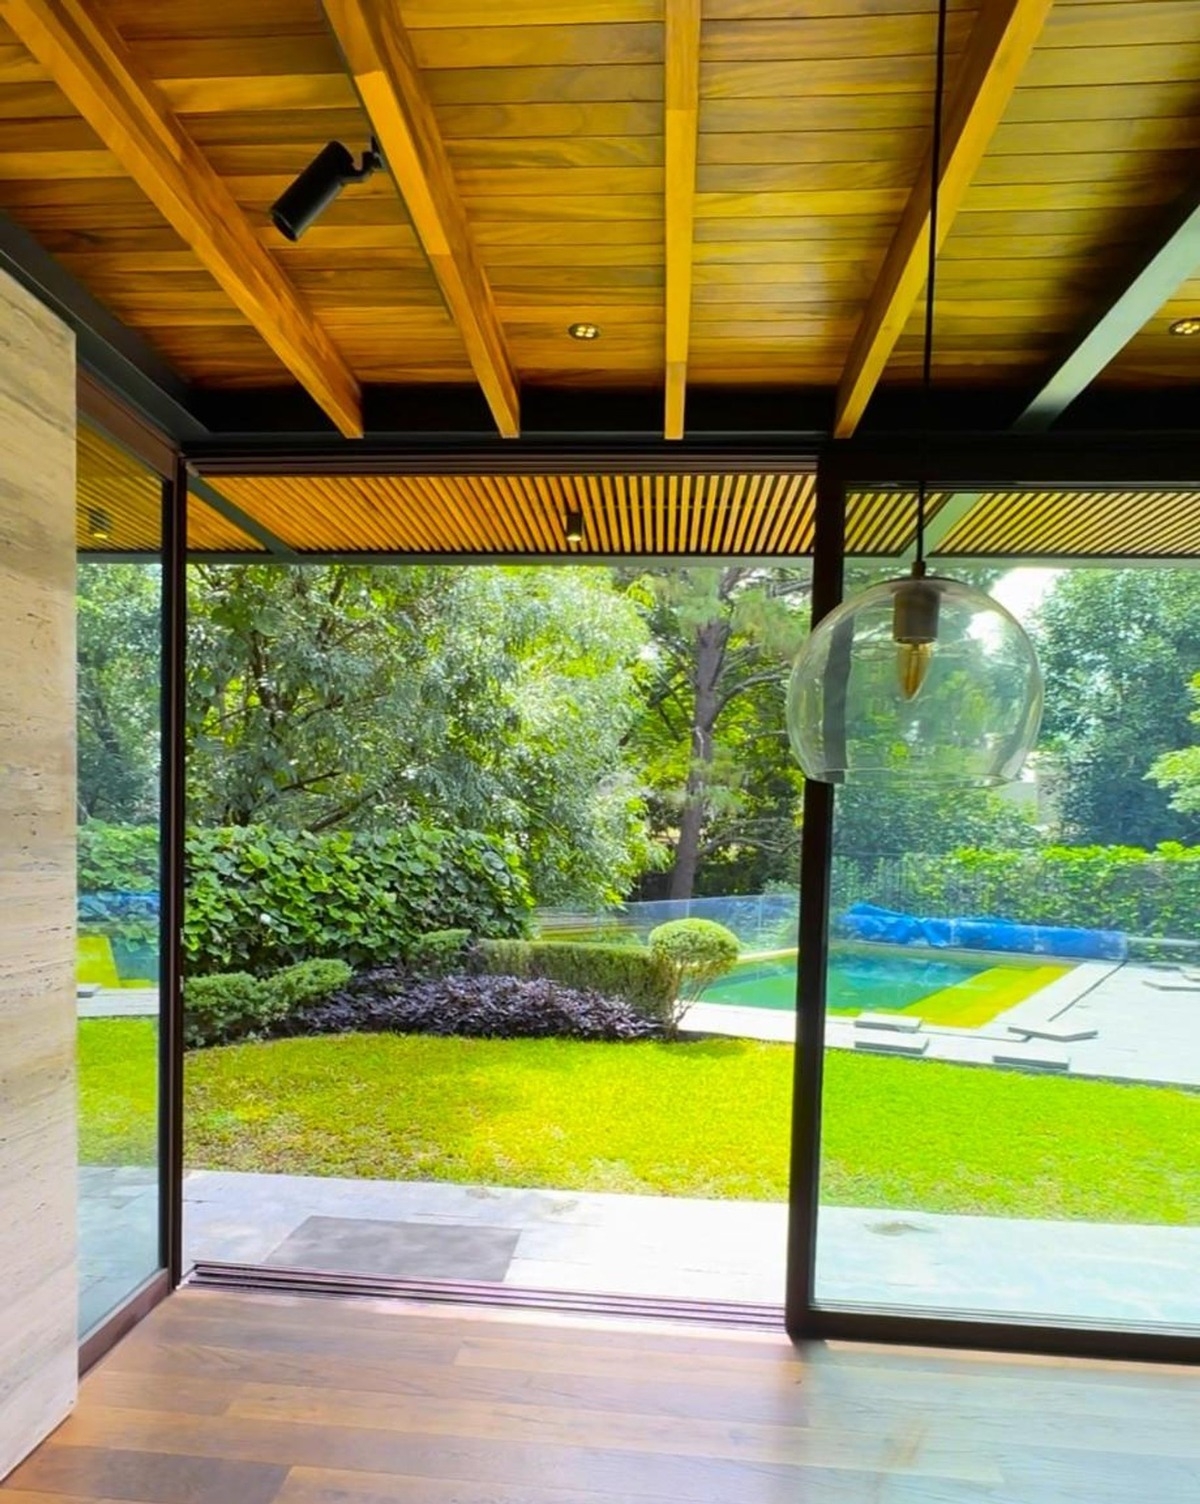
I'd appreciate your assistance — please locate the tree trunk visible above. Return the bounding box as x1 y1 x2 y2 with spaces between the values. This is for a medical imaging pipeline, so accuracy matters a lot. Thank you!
668 619 727 900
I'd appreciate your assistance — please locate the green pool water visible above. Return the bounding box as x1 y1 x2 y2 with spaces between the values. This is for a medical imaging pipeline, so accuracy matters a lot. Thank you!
700 950 986 1013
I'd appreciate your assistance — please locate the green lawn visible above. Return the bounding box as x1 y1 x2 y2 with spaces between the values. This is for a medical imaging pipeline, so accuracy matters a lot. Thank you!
80 1018 1200 1222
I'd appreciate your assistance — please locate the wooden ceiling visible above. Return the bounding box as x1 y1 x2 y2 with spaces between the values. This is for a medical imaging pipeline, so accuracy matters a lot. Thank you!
2 0 1200 443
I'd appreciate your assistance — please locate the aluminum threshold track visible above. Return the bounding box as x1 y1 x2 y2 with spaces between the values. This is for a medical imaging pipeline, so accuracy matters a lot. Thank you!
188 1262 786 1332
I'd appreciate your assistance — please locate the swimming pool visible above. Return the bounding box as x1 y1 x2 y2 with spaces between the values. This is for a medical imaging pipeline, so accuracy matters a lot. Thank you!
700 946 1069 1026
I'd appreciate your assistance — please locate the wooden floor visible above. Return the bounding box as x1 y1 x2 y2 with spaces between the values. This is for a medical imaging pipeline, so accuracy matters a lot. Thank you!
6 1289 1200 1503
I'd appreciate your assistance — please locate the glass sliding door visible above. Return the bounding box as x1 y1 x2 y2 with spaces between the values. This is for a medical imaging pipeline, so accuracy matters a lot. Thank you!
75 421 166 1337
810 490 1200 1336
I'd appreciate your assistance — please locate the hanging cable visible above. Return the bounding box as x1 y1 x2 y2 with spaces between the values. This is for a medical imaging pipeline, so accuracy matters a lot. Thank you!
915 0 950 577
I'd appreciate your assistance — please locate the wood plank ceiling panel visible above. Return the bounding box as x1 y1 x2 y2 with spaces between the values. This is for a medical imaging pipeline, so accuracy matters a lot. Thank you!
1102 268 1200 385
209 471 817 556
688 2 980 390
0 0 474 388
321 0 520 434
883 0 1200 390
0 0 370 428
414 3 668 390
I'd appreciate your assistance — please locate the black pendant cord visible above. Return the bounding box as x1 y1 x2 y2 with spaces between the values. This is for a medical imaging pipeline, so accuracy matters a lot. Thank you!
915 0 950 579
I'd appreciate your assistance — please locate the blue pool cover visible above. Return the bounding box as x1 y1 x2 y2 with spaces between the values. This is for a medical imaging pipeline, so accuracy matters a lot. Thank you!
836 902 1127 961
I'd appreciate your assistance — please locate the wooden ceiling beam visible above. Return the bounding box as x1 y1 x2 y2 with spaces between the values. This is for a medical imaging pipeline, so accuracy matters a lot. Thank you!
321 0 520 439
1015 190 1200 432
833 0 1053 439
664 0 700 441
1 0 363 437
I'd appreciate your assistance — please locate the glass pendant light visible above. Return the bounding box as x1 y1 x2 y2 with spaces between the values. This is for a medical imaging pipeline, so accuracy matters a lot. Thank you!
786 0 1042 787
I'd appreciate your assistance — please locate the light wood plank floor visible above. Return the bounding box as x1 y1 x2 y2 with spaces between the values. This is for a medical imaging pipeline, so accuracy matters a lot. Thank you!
6 1289 1200 1502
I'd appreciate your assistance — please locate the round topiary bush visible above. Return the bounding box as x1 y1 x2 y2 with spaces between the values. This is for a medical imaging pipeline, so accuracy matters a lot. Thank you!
647 918 740 1033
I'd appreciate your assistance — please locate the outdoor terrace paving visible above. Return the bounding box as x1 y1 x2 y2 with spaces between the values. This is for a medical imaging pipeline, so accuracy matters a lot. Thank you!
682 961 1200 1090
181 1169 1200 1329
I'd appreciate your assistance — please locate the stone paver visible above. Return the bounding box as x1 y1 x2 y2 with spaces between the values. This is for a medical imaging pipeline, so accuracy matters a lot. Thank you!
183 1169 1200 1327
78 987 158 1018
79 1164 159 1335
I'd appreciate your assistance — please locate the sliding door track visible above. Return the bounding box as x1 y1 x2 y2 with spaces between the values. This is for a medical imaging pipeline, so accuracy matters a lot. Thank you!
187 1261 785 1332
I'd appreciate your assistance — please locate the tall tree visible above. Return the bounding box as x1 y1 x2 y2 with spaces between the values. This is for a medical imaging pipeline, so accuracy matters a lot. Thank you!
625 566 811 900
1031 569 1200 845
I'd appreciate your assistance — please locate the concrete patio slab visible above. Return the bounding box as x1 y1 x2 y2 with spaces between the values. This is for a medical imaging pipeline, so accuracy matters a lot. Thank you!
182 1168 1200 1329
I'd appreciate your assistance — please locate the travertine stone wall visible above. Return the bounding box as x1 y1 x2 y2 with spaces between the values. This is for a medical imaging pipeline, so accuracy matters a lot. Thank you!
0 270 77 1478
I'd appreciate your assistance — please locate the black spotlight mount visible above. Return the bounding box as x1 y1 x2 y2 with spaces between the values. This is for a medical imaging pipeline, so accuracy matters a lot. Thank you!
270 139 383 242
564 508 585 546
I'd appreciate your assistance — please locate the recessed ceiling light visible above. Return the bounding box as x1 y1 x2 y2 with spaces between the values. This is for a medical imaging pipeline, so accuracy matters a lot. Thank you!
564 508 585 545
1168 317 1200 337
568 322 601 341
87 507 111 541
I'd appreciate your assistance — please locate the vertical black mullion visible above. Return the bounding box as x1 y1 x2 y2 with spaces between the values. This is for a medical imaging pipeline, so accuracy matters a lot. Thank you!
785 455 846 1340
159 459 187 1285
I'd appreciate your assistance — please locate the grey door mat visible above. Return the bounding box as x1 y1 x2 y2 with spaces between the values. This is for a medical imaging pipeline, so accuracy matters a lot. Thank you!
263 1214 519 1282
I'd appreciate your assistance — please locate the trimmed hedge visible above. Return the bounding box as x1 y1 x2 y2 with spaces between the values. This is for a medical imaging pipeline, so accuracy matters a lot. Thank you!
185 958 353 1049
184 825 530 975
475 938 677 1025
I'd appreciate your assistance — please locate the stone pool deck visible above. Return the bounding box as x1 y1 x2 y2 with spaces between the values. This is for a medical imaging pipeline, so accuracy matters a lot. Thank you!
682 959 1200 1090
175 1168 1200 1328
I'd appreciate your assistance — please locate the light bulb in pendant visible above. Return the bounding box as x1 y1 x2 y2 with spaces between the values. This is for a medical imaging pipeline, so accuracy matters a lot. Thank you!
891 574 940 701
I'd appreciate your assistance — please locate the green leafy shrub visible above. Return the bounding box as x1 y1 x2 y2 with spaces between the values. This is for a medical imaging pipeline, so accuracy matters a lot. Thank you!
184 972 277 1050
649 918 740 1032
409 929 473 978
185 823 531 975
78 821 159 892
475 939 676 1025
266 959 352 1013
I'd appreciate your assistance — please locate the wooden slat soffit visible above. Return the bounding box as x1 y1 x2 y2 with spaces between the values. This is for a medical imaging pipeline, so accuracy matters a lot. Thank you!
321 0 521 438
204 471 818 556
1 0 364 436
834 0 1055 437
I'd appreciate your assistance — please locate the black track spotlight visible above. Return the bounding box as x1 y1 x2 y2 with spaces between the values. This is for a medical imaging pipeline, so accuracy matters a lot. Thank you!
271 139 382 241
564 508 585 546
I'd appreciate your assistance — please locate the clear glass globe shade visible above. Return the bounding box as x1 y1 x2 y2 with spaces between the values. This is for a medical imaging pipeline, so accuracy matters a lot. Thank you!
786 575 1043 786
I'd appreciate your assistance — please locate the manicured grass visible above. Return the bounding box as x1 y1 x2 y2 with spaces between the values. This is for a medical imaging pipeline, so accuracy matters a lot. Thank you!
79 1021 1200 1222
78 1018 158 1165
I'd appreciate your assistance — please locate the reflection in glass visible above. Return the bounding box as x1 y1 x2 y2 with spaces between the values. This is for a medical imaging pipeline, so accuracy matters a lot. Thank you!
75 424 163 1336
813 562 1200 1333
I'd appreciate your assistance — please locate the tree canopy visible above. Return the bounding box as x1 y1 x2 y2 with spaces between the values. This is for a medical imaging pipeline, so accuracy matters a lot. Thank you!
185 563 656 908
1031 569 1200 846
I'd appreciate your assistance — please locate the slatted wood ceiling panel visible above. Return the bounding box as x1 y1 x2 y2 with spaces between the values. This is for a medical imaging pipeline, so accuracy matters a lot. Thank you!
940 489 1200 558
212 470 816 554
884 0 1200 388
844 489 953 555
77 423 264 552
